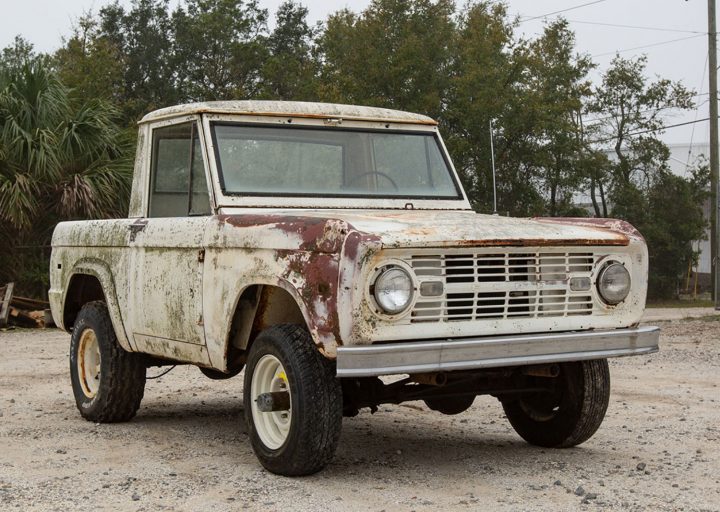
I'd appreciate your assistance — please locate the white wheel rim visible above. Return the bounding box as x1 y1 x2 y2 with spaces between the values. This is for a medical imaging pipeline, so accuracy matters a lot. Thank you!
77 329 101 398
250 354 292 450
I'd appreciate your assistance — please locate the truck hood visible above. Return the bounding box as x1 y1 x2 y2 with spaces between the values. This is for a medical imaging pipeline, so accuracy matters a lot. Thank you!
331 210 636 248
218 208 639 249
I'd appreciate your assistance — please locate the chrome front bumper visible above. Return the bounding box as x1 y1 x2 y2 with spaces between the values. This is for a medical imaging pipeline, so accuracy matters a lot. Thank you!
336 326 660 377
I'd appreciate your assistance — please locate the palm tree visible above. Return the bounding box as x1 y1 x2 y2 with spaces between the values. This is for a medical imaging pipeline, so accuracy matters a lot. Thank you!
0 60 132 297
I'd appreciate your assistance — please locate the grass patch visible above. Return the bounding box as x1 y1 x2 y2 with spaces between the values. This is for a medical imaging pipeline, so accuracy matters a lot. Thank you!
697 314 720 322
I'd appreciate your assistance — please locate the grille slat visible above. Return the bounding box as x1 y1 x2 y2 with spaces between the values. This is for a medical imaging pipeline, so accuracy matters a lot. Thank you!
409 251 595 323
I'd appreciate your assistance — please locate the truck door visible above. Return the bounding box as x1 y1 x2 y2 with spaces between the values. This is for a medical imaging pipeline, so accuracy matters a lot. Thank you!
128 120 213 364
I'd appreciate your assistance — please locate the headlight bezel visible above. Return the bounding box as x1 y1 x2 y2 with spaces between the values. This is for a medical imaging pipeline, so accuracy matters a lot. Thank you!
596 261 632 306
369 263 416 317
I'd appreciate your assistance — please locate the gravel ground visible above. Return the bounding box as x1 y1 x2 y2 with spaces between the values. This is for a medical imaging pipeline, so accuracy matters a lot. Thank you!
1 318 718 512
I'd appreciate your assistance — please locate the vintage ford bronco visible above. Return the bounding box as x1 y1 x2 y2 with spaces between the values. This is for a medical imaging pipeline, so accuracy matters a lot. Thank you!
50 101 659 476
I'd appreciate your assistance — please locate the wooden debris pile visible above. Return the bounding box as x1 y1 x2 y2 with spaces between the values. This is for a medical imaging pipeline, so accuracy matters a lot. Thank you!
0 283 55 329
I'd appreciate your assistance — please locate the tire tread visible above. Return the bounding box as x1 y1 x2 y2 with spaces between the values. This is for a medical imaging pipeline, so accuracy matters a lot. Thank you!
502 359 610 448
244 324 342 476
70 301 146 423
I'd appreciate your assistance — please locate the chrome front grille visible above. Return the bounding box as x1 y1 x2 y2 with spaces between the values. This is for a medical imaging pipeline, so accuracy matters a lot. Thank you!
409 251 596 323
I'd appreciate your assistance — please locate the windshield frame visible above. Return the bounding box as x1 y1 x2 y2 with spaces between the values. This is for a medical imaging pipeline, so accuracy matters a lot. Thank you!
202 113 472 211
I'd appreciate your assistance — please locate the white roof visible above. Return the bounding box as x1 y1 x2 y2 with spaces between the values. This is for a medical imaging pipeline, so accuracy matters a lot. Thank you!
139 100 437 125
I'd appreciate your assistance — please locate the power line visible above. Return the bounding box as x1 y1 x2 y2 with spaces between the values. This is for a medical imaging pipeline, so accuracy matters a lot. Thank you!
592 34 706 58
519 0 608 23
587 117 710 144
584 92 709 125
565 19 705 35
584 104 698 125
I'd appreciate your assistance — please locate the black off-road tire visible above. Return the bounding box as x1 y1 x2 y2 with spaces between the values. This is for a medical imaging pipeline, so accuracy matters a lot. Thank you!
502 359 610 448
424 395 475 415
244 324 342 476
69 301 146 422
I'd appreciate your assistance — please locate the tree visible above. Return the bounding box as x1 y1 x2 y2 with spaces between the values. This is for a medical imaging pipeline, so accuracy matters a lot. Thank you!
0 60 131 297
54 14 125 103
588 55 701 298
0 36 45 73
589 55 695 213
522 20 594 216
96 0 178 122
172 0 268 101
442 2 524 213
642 166 709 299
443 7 594 217
318 0 455 120
259 1 320 100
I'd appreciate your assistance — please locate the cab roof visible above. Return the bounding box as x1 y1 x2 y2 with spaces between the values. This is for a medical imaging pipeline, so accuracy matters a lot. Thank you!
139 100 438 126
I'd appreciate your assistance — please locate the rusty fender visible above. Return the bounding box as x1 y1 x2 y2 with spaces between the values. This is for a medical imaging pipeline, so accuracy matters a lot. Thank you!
211 215 382 358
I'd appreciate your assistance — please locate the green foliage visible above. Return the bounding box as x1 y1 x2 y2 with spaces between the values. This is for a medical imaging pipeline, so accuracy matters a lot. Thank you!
590 55 694 200
173 0 268 101
442 2 522 213
54 15 125 102
0 57 131 297
318 0 455 119
442 7 594 217
1 36 47 72
259 1 320 100
522 20 594 216
94 0 179 121
589 56 699 299
639 165 709 299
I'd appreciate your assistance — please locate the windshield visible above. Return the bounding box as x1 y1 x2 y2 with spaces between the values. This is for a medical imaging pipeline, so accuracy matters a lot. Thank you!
211 124 461 199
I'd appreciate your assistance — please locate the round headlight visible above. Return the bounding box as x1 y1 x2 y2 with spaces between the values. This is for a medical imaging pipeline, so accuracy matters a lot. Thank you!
597 262 631 305
373 266 414 314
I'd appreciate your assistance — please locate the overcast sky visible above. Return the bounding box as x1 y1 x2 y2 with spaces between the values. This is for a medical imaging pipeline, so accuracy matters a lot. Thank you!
0 0 711 146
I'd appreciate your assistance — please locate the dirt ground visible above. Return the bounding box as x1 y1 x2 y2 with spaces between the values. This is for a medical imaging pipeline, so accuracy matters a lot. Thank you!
1 318 719 512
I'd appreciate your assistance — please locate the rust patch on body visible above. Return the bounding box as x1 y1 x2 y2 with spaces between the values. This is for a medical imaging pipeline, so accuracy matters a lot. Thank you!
217 215 386 349
531 217 641 245
218 214 352 253
343 231 381 262
283 252 342 344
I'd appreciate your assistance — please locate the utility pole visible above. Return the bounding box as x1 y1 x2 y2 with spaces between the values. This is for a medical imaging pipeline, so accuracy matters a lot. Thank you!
489 119 498 215
709 0 720 309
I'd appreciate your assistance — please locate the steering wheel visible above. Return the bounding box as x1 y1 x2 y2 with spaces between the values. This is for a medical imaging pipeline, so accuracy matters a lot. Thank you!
346 171 399 191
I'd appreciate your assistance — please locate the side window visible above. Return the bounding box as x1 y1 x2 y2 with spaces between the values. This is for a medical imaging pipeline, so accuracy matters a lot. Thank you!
149 122 211 217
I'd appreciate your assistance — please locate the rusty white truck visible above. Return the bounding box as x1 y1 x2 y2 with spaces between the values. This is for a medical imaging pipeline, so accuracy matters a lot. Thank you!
49 101 659 476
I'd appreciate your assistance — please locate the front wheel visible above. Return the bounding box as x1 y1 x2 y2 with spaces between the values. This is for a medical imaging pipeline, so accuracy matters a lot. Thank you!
244 324 342 476
502 359 610 448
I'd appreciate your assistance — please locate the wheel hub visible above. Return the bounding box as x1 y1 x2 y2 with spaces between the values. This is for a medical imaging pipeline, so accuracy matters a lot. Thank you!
77 329 101 399
250 354 292 450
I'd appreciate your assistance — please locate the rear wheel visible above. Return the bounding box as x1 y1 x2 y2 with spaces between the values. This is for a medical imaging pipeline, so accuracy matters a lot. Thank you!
244 324 342 476
502 359 610 448
69 301 146 422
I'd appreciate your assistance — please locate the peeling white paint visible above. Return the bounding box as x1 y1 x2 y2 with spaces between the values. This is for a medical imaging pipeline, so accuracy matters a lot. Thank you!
49 102 651 374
